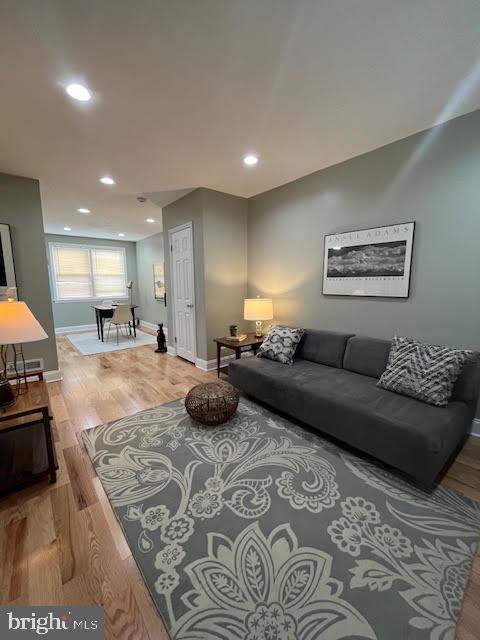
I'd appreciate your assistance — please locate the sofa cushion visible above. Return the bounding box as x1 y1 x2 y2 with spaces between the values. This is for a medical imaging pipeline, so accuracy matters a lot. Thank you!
296 329 354 368
343 336 391 379
452 352 480 404
228 357 470 481
378 336 474 407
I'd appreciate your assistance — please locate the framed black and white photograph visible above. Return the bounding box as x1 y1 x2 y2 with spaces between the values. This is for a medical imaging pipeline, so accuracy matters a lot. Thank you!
323 222 415 297
0 223 16 299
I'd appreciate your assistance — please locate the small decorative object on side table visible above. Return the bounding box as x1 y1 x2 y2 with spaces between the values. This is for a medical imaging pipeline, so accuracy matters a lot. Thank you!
185 381 240 426
214 332 264 378
155 323 167 353
0 377 57 494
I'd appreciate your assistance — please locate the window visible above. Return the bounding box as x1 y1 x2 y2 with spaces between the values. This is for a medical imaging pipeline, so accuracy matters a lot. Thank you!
49 243 128 301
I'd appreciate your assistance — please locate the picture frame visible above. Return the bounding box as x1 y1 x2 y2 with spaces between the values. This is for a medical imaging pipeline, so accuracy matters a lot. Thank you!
322 222 415 298
0 223 17 299
153 262 166 304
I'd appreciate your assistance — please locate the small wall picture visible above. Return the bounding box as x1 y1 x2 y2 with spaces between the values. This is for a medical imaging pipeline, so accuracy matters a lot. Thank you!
154 262 166 303
0 223 16 299
323 222 415 297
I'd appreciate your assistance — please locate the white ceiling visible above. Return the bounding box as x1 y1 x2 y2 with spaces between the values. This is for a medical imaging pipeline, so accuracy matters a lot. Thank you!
1 0 480 241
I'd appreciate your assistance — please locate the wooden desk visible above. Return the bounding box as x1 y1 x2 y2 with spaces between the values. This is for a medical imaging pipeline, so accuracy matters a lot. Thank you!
213 333 264 378
0 380 56 493
93 304 138 342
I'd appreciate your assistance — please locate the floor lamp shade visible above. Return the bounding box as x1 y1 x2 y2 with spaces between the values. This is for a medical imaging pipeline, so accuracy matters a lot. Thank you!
0 301 48 404
244 298 273 337
0 301 48 344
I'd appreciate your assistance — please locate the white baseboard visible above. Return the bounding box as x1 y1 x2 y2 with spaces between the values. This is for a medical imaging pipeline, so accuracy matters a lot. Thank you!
167 345 177 357
139 320 168 337
44 369 63 382
470 418 480 438
55 323 97 334
195 354 237 372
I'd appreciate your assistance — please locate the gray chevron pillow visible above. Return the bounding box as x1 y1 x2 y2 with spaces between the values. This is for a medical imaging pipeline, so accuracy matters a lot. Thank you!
257 325 304 365
378 336 473 406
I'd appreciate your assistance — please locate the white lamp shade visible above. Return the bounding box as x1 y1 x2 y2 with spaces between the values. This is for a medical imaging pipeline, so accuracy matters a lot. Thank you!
0 301 48 344
244 298 273 321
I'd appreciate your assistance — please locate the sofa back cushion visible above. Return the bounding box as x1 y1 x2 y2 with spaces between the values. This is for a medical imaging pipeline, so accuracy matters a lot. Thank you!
296 329 353 368
452 353 480 405
343 335 391 379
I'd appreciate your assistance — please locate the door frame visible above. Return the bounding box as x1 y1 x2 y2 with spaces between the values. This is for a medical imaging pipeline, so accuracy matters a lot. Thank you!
168 221 197 362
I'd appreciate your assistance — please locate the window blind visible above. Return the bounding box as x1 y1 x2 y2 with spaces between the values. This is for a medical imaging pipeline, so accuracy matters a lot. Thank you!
91 248 126 298
50 244 127 301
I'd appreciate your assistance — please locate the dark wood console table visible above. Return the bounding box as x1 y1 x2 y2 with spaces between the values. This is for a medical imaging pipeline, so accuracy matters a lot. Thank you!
0 379 56 494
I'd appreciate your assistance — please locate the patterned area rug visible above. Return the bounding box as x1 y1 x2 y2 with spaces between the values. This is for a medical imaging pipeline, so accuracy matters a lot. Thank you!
82 398 480 640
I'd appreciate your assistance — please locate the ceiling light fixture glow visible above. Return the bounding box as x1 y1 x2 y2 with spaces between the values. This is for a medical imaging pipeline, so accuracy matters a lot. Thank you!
145 218 155 223
77 208 91 214
243 154 259 166
99 176 115 185
64 226 72 231
66 83 91 102
118 233 125 237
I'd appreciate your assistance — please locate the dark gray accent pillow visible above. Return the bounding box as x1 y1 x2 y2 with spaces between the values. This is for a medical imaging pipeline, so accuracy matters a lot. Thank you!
257 325 304 365
377 336 473 406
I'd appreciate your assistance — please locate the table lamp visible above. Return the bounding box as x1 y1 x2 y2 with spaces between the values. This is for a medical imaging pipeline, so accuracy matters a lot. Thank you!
244 297 273 337
0 301 48 405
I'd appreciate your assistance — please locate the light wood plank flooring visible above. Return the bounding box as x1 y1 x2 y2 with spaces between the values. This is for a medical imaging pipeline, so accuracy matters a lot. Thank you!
0 331 479 639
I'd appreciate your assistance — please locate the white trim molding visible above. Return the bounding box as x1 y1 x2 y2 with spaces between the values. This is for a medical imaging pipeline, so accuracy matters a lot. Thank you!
195 354 238 372
139 320 168 336
167 345 177 357
195 350 255 372
55 323 97 334
471 418 480 438
44 369 63 383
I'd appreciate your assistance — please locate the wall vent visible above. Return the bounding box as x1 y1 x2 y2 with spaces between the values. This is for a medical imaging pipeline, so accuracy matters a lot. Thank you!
6 358 44 375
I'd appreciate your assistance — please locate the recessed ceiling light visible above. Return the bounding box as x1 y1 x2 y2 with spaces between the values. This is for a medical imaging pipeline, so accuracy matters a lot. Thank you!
118 233 125 237
243 154 259 166
146 218 155 223
64 226 72 231
77 208 90 214
99 176 115 185
65 83 91 102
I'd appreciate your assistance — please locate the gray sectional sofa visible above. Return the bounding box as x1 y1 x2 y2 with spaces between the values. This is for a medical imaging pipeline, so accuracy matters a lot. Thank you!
229 330 480 485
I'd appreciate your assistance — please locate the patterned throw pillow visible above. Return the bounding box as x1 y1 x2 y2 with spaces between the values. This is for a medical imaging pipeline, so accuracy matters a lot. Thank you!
377 336 473 406
257 325 304 365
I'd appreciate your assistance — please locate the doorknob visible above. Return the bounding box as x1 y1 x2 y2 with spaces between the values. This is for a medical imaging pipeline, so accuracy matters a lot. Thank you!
187 303 194 308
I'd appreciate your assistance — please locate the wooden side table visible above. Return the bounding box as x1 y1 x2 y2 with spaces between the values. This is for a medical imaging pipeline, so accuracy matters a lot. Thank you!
0 380 56 494
214 333 264 378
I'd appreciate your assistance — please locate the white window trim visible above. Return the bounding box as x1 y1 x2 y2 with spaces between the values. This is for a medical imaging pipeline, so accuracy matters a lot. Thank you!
48 242 129 303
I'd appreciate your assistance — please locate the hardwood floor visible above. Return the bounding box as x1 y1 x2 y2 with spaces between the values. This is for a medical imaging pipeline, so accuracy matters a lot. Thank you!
0 331 479 639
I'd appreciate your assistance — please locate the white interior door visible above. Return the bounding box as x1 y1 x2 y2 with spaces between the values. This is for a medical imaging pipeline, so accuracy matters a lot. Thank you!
170 223 196 362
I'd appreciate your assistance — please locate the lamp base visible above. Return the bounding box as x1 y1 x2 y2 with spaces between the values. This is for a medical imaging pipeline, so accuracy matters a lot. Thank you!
0 378 15 409
255 320 263 338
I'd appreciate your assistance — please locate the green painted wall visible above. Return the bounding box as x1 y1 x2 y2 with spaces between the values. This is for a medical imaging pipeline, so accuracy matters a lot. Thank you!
247 109 480 416
163 189 208 359
203 189 248 359
162 188 248 361
135 232 167 328
0 172 58 371
45 234 137 329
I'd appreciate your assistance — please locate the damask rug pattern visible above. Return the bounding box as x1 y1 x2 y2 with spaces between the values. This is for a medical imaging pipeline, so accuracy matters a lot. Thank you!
82 398 480 640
